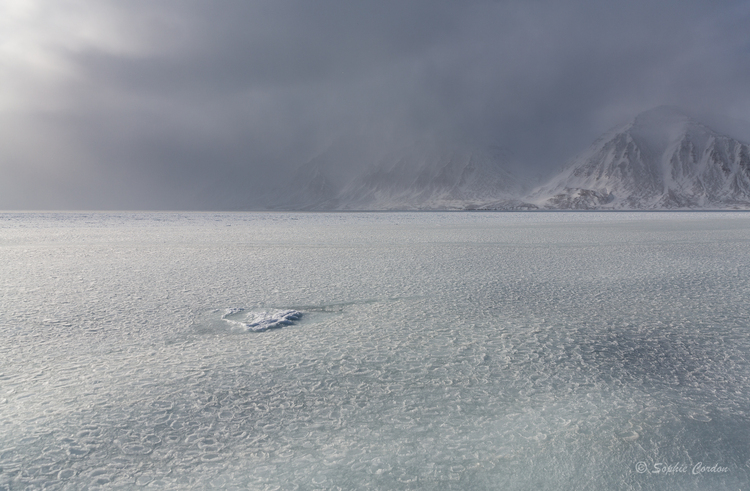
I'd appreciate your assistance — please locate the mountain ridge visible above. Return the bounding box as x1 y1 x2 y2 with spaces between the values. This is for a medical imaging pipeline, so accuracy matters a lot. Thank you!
529 106 750 209
270 107 750 210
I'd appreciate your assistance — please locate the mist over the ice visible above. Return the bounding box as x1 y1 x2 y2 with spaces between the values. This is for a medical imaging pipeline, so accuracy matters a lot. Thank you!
1 0 749 210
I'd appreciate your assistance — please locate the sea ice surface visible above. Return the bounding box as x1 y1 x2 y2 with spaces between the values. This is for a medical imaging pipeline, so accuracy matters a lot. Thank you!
1 211 749 489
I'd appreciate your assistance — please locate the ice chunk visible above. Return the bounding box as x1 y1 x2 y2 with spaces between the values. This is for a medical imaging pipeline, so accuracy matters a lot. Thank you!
221 309 302 332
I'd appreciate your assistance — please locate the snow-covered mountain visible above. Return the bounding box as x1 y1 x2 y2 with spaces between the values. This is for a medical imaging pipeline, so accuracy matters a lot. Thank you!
274 138 530 210
530 106 750 209
271 107 750 211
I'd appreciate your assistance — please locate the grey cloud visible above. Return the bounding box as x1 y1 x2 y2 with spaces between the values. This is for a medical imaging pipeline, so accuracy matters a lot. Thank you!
1 0 748 209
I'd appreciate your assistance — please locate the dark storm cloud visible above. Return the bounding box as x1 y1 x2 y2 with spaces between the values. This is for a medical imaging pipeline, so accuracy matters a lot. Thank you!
74 1 461 92
1 0 748 209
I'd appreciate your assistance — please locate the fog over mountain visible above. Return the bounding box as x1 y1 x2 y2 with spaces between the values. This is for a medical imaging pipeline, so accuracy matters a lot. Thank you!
1 1 749 210
273 135 529 210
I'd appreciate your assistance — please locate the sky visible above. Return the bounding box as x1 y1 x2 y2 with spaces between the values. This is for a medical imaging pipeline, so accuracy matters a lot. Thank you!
1 0 749 210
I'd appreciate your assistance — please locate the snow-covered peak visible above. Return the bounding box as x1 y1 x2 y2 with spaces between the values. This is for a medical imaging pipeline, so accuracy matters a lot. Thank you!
628 106 715 158
531 106 750 209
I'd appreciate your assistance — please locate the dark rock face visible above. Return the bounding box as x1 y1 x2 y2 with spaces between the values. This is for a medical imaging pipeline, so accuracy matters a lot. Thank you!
547 188 614 209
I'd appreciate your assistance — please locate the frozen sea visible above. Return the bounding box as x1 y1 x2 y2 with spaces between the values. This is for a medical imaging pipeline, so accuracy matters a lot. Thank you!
1 211 750 490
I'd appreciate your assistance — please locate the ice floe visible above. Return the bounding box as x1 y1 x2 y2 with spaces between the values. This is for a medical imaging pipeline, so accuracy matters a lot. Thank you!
221 308 302 332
